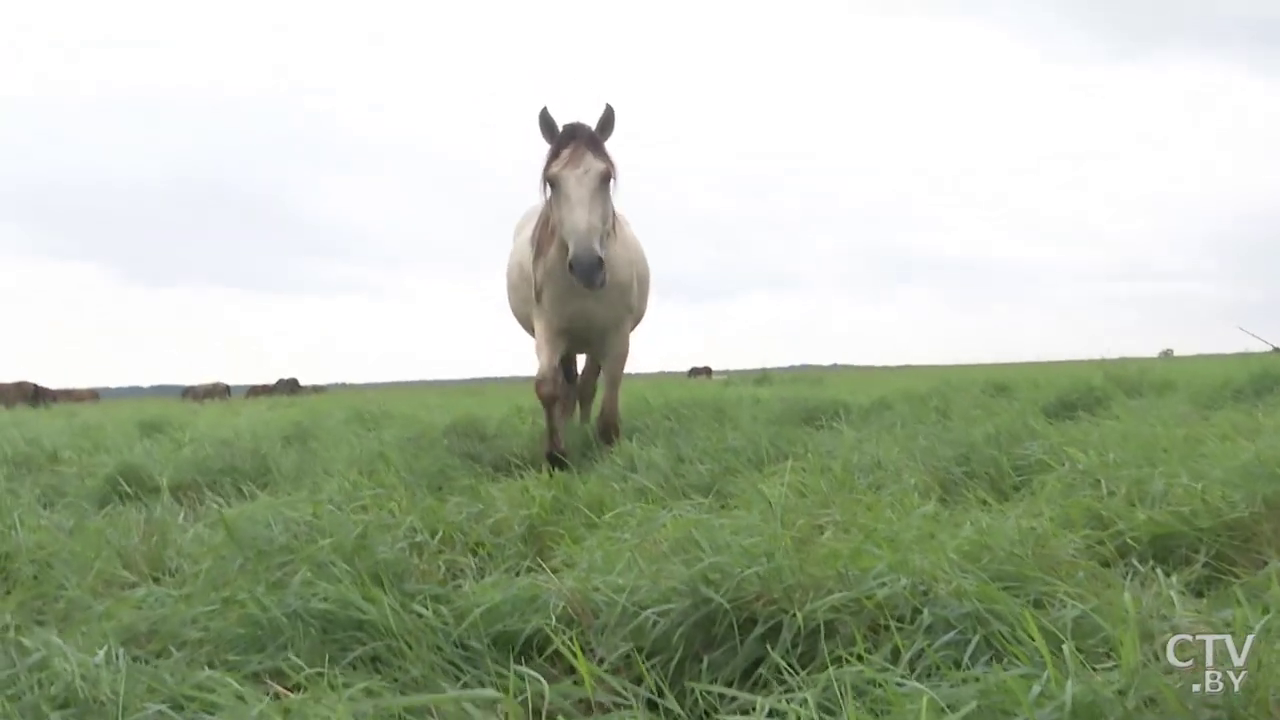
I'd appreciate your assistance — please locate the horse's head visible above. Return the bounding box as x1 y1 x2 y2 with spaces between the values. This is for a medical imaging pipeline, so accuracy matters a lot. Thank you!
537 104 617 291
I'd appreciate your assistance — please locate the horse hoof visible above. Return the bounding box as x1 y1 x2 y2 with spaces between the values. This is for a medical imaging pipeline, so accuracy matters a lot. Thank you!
596 422 619 446
546 450 570 471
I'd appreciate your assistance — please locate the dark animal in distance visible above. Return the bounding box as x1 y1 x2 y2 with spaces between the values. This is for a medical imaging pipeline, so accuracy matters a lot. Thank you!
244 384 274 398
687 366 714 379
243 377 307 398
0 381 59 408
180 382 232 402
54 388 101 403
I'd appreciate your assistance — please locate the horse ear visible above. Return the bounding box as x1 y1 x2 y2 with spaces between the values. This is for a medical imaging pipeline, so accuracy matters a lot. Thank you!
538 107 559 145
594 103 615 142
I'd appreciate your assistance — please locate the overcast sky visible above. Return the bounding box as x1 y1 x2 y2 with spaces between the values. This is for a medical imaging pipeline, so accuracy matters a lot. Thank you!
2 0 1279 387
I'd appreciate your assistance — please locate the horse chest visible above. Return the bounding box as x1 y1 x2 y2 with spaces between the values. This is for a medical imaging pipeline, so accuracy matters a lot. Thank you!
555 297 622 329
540 282 632 351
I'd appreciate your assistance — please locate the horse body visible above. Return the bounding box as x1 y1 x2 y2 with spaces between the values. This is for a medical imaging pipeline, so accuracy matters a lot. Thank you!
687 366 713 379
244 377 304 398
0 381 57 408
181 382 231 402
506 104 650 469
55 388 101 402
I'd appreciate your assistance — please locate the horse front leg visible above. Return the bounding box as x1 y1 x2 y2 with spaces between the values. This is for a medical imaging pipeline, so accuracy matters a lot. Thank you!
556 353 579 426
595 331 631 446
577 355 601 425
533 325 571 470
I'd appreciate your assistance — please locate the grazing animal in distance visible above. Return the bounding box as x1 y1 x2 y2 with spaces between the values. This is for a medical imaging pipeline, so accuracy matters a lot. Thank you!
687 365 713 379
0 381 58 408
244 384 274 398
272 377 303 395
506 103 650 470
244 377 305 398
54 388 101 402
180 382 232 402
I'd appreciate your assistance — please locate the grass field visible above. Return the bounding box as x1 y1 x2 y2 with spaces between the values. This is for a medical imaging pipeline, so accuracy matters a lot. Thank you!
2 355 1279 719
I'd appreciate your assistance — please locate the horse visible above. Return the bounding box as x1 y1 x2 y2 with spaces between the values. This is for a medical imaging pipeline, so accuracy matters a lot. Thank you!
244 384 274 398
0 381 58 408
54 388 101 402
244 377 303 399
271 377 303 395
687 366 713 379
506 103 650 470
180 382 231 402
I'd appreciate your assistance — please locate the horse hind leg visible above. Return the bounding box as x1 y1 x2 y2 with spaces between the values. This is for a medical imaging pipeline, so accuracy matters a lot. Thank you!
577 355 601 425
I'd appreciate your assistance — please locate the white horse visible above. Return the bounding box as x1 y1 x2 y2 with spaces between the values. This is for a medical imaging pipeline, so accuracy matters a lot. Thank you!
506 104 651 470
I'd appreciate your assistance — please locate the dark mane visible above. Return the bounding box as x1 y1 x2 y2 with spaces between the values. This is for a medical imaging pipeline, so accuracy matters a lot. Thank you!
541 122 616 196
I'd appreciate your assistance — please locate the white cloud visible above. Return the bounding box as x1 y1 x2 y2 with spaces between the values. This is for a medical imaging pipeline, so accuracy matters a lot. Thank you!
2 0 1279 387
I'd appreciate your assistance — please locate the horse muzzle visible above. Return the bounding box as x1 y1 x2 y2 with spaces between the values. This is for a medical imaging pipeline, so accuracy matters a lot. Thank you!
567 251 607 291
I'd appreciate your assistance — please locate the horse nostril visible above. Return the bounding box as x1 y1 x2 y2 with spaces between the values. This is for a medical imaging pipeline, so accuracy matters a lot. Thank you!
567 249 607 289
568 254 605 277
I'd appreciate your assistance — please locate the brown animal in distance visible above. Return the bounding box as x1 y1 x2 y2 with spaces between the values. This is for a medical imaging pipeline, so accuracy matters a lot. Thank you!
687 366 713 379
244 377 306 398
54 388 101 403
180 382 232 402
0 381 59 408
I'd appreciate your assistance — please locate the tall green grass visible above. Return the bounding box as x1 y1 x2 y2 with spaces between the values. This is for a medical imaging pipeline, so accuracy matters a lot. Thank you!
1 354 1278 718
